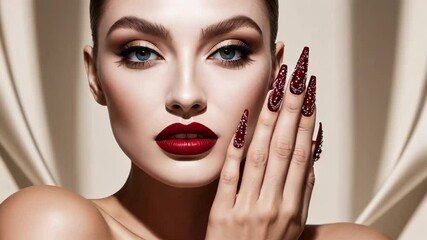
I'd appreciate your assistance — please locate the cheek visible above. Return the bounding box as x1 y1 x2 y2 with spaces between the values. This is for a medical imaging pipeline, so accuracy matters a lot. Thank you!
97 61 166 141
205 62 271 136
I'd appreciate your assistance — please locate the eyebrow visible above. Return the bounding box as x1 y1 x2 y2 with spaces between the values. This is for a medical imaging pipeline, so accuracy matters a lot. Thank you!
201 15 262 40
107 16 170 40
106 15 262 41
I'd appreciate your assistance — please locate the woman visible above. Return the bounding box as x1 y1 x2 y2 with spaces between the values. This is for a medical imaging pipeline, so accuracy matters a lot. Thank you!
0 0 390 239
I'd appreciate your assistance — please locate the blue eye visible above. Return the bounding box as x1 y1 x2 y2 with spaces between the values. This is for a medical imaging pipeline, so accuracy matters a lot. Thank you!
124 47 160 62
211 46 244 61
117 45 163 69
209 44 254 69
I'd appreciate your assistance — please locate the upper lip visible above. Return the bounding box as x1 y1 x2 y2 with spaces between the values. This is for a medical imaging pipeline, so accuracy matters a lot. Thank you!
155 122 218 141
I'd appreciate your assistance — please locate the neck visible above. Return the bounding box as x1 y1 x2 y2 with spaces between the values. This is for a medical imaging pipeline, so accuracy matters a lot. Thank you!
115 164 218 240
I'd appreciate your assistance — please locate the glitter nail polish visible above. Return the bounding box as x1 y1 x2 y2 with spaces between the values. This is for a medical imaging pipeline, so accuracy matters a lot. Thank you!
302 75 316 117
313 122 323 162
290 47 309 95
233 109 249 148
268 64 287 112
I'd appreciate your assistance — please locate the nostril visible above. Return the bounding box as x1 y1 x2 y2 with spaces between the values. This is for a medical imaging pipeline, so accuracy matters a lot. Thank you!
192 104 201 109
172 104 180 110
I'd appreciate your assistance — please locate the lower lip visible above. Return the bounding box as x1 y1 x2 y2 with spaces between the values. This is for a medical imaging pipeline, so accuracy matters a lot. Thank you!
156 139 217 155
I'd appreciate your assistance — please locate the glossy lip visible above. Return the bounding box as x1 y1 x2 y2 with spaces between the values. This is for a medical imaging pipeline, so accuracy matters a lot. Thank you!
155 122 218 156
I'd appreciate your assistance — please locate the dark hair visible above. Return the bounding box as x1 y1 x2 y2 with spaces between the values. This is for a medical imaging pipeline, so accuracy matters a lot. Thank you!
90 0 279 61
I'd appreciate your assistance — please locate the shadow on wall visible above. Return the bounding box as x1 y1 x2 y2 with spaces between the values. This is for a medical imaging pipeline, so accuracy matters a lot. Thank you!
0 13 34 189
351 0 400 217
0 144 33 189
33 0 82 191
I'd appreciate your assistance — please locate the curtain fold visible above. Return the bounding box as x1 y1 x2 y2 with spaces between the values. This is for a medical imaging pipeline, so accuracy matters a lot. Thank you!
357 98 427 224
0 0 57 186
0 0 425 238
356 0 427 226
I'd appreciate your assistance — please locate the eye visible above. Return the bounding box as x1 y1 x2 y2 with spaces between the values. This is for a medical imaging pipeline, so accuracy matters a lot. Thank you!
211 46 242 61
116 45 163 69
209 43 254 69
126 47 160 62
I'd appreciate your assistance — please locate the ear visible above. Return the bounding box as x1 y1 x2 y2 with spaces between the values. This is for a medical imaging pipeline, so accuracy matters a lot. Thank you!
269 41 285 89
83 46 107 106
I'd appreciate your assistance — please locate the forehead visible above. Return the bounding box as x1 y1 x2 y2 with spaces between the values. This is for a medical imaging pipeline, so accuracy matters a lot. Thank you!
99 0 270 41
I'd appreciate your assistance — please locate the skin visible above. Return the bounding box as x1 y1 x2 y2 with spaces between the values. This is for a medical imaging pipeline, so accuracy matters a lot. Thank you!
0 0 391 239
92 0 273 188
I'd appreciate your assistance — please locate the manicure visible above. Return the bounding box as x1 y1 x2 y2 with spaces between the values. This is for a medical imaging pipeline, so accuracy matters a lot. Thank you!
233 109 249 148
290 47 309 95
268 64 288 112
302 75 316 117
313 122 323 163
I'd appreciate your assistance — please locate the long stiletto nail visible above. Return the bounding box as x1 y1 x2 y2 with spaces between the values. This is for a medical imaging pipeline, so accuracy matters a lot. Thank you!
268 64 288 112
302 75 316 117
290 47 309 95
233 109 249 148
313 122 323 163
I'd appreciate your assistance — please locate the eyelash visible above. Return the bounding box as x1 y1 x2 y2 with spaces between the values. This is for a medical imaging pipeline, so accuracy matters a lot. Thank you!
209 43 254 69
116 43 254 70
116 45 161 69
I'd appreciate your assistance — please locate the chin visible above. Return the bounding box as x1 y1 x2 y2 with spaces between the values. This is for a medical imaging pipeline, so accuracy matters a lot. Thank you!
149 154 225 188
157 171 219 188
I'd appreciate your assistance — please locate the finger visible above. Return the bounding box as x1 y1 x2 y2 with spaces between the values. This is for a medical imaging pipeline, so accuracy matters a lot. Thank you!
236 65 287 204
213 110 248 210
301 124 323 223
258 47 309 203
282 76 316 207
301 164 315 225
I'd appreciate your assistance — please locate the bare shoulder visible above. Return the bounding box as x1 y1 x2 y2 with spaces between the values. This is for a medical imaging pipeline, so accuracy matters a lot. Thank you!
0 185 112 240
300 223 391 240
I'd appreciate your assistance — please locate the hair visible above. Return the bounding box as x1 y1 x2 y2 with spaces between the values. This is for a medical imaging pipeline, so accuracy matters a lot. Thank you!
89 0 279 61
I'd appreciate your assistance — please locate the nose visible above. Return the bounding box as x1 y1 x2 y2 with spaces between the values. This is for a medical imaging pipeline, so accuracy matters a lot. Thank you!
165 63 207 119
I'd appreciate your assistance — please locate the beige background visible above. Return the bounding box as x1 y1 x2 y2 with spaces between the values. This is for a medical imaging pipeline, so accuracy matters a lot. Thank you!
1 0 426 239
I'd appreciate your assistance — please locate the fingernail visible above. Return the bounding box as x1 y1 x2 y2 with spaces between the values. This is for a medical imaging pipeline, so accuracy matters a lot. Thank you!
268 64 288 112
233 109 249 148
302 75 316 117
290 47 309 95
313 122 323 162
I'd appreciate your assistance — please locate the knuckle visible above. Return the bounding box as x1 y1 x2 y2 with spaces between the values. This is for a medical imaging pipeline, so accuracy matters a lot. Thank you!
220 170 238 185
258 113 275 128
234 210 251 224
281 203 299 220
283 99 301 114
225 149 240 161
258 206 279 223
209 211 229 225
291 147 309 166
297 123 312 133
273 138 293 159
247 150 268 168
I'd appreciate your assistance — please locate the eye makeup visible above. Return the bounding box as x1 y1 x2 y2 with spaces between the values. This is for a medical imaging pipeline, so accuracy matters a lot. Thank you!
208 40 255 69
115 42 164 69
114 38 256 70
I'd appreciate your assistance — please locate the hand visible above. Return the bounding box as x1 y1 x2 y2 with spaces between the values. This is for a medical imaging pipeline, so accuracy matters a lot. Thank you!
206 47 323 240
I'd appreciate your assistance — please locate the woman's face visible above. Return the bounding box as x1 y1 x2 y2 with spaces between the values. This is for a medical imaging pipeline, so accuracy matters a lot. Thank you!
86 0 283 187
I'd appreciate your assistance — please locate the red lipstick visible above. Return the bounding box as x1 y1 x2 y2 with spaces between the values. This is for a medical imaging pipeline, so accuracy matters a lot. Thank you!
155 122 218 155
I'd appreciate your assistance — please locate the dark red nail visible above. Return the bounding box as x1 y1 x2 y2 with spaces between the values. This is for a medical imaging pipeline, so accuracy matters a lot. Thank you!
313 122 323 163
233 109 249 148
290 47 309 95
302 75 316 117
268 64 288 112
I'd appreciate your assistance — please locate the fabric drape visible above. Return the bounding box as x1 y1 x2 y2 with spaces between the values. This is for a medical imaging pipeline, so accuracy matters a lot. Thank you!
0 1 425 239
